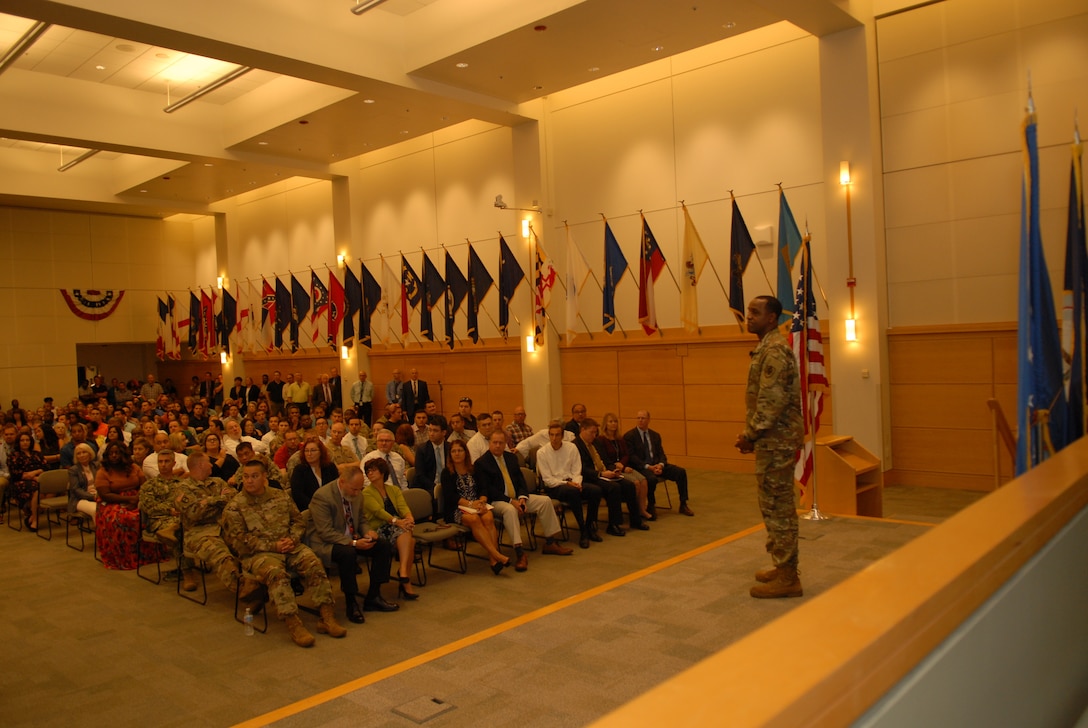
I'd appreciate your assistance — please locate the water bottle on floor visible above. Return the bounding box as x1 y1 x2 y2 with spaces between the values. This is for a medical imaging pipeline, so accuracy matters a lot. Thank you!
244 607 254 636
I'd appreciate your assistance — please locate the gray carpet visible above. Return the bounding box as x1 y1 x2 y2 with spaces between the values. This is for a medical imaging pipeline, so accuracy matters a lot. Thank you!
0 474 983 728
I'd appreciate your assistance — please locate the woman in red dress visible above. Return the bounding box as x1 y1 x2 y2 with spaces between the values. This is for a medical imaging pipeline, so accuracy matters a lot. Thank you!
94 441 164 570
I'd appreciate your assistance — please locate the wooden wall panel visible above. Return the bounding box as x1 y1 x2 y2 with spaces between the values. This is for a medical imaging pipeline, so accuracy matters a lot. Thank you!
559 350 620 384
887 324 1016 492
618 384 685 421
684 384 746 422
891 427 995 476
890 383 993 430
683 345 753 385
888 336 994 384
687 419 747 460
485 352 522 385
617 347 685 384
562 384 619 423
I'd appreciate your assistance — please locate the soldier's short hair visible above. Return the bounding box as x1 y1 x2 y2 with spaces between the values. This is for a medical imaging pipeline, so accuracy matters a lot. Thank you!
755 295 782 317
243 458 268 475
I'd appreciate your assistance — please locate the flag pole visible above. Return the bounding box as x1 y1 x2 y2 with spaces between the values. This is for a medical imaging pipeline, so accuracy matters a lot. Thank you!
800 237 829 522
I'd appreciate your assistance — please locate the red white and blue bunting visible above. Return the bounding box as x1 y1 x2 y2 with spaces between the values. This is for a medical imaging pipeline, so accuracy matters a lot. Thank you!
60 289 125 321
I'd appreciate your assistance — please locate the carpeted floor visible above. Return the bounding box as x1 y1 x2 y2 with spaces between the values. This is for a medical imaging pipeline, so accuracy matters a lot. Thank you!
0 473 984 727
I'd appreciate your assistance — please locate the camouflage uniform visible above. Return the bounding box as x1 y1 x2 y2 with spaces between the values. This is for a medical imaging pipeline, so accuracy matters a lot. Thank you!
175 475 240 592
327 444 357 466
221 486 333 617
744 328 804 568
228 455 286 492
139 476 181 545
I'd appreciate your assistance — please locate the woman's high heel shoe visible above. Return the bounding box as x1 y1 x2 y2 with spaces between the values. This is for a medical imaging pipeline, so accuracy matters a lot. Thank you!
490 558 509 575
397 576 419 600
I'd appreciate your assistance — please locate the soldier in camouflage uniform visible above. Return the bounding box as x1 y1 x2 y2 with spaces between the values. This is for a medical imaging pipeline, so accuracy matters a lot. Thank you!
174 450 246 596
140 449 196 590
326 422 360 465
735 296 804 599
221 458 346 647
229 443 286 493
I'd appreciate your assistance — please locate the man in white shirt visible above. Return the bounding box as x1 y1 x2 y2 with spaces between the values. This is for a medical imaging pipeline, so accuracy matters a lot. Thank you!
535 421 602 549
223 418 267 457
343 417 371 461
467 412 496 463
361 430 407 488
143 431 188 478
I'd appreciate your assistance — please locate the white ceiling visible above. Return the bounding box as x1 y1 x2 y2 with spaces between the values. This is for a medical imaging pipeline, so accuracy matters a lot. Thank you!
0 0 859 218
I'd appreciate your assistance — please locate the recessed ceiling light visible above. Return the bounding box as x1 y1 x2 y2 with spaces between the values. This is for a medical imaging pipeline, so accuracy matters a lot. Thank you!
95 65 105 71
115 44 136 53
455 62 469 69
363 98 375 104
724 21 736 29
258 141 268 145
204 163 213 167
139 189 147 193
588 66 600 72
532 85 543 91
652 45 664 52
298 120 309 125
400 130 409 135
156 52 169 59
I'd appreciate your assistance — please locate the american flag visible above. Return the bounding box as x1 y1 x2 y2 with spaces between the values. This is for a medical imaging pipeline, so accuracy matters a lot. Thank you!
789 235 826 489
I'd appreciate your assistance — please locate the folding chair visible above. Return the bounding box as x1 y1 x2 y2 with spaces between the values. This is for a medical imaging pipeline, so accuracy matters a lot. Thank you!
35 470 69 541
402 487 465 586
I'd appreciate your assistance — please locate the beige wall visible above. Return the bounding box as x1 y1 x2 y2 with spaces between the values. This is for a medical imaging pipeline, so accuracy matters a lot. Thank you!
0 206 206 406
879 0 1088 327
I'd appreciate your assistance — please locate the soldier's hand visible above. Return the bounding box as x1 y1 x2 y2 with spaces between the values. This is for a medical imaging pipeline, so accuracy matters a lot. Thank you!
735 434 755 454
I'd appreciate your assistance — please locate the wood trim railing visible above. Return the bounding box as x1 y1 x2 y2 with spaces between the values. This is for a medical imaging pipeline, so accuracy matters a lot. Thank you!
591 436 1088 727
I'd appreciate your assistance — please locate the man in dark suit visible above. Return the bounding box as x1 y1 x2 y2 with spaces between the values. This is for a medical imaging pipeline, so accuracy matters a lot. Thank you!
306 464 398 624
412 420 449 497
327 367 342 408
624 410 693 517
400 368 430 423
312 374 337 414
575 418 646 535
474 430 572 571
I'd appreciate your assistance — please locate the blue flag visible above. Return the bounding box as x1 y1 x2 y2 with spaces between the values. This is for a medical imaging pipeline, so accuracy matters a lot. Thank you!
498 236 524 341
729 197 756 325
777 188 803 325
445 252 469 350
603 221 627 333
467 246 493 343
360 263 381 348
1017 110 1068 474
1061 137 1087 443
343 265 361 348
290 275 309 353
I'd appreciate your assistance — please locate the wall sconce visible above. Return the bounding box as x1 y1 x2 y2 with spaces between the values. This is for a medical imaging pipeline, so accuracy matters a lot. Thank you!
521 219 530 239
340 345 350 360
839 161 851 186
842 159 857 342
216 276 225 290
337 254 346 268
525 335 536 353
220 351 228 364
845 318 857 342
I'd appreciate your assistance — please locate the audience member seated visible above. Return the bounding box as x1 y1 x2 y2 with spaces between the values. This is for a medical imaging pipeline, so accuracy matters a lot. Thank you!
441 439 509 574
273 430 302 474
475 430 572 571
95 442 163 570
229 442 285 491
360 457 418 601
305 464 398 624
596 412 653 522
393 424 418 467
175 451 247 597
290 436 339 512
67 442 99 525
343 417 370 461
143 432 188 478
140 448 193 589
565 403 587 437
59 423 98 468
504 406 534 448
623 410 694 517
446 413 474 444
202 432 240 481
466 412 496 463
456 397 477 432
576 418 646 535
535 421 602 549
412 420 448 496
361 430 408 488
9 431 45 531
325 422 358 466
34 422 61 470
222 459 346 648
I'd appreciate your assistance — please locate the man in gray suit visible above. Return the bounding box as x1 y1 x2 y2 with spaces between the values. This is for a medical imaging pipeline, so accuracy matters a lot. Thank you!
306 464 398 624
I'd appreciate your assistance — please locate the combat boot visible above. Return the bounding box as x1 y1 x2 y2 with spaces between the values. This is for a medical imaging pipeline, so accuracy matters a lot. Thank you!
284 614 315 647
750 564 803 599
181 569 198 592
754 566 778 583
316 604 347 638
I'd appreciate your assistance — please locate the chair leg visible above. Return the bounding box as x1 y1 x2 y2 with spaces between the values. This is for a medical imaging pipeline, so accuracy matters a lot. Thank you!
66 513 86 552
234 577 268 633
136 537 164 584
